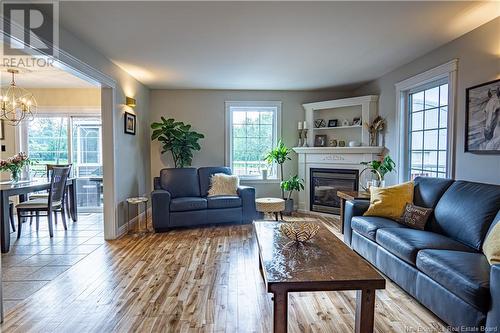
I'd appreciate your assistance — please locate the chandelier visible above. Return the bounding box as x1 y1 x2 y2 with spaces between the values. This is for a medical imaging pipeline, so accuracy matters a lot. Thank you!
0 69 37 125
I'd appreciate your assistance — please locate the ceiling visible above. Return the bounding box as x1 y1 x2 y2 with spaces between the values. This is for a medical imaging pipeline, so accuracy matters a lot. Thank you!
60 1 499 90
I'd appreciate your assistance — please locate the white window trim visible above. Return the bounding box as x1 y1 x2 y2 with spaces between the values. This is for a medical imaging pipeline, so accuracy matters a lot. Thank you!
395 59 458 182
225 100 282 181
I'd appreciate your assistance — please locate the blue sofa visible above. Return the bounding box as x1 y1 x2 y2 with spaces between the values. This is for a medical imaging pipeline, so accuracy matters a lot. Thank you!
151 167 258 231
343 177 500 331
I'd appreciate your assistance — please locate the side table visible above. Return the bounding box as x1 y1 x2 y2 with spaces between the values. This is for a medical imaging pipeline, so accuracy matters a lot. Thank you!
337 191 370 234
126 197 149 235
255 197 285 221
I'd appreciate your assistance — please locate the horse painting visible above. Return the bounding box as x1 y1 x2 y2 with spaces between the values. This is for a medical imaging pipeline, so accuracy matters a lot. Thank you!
466 79 500 153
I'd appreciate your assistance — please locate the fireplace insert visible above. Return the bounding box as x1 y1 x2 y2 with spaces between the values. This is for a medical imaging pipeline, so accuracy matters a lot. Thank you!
310 168 359 214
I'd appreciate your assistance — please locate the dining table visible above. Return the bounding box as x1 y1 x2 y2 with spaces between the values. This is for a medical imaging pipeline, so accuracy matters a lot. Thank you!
0 178 78 253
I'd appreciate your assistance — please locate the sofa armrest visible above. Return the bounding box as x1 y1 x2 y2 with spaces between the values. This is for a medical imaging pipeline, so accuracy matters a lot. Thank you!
487 264 500 329
238 186 258 223
151 189 171 230
153 177 161 190
343 199 370 246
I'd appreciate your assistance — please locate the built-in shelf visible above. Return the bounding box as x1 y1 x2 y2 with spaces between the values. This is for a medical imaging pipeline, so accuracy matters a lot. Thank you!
313 125 362 130
293 146 385 154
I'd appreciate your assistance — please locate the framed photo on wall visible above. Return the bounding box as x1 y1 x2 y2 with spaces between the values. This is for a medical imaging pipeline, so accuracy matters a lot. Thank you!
0 119 4 140
465 79 500 153
124 111 136 135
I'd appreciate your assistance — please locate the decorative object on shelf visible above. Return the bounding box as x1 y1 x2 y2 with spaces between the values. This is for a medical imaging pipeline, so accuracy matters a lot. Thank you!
352 117 361 126
301 129 309 147
359 155 396 191
151 117 205 168
314 134 327 147
125 96 136 108
264 139 292 198
280 222 320 243
0 68 37 126
465 79 500 153
338 140 346 147
314 119 326 128
328 119 338 127
124 111 136 135
297 129 303 147
349 140 361 147
341 119 350 127
0 152 32 183
364 116 386 146
280 175 304 214
329 139 337 147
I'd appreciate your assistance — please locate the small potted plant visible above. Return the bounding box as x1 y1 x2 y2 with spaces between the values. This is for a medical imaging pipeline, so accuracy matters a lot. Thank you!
264 139 292 198
0 152 32 183
280 175 305 214
360 155 396 188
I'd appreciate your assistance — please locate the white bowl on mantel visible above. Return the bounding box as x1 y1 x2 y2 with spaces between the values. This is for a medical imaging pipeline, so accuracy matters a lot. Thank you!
348 141 361 147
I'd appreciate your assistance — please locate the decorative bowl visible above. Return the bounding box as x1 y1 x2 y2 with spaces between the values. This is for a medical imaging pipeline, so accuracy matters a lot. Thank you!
279 222 320 243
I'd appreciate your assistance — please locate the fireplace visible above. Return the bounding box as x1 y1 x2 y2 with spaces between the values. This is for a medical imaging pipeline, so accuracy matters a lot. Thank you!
310 168 359 214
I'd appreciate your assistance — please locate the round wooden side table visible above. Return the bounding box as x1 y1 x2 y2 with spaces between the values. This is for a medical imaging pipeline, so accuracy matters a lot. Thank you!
255 197 286 221
126 197 149 235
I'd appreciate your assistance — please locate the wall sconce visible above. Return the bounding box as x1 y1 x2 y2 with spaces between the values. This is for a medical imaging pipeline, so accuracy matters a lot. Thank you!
126 96 136 108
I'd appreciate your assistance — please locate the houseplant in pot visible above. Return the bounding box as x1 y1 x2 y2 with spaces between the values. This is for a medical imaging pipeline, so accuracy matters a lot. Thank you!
281 175 304 214
264 139 292 198
151 117 205 168
360 155 396 189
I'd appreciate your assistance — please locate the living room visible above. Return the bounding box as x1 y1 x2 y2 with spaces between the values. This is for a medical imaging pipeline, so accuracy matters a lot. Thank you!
0 1 499 332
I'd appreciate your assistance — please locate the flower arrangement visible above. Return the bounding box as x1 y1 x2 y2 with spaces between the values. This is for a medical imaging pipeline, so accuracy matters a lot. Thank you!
0 152 32 182
364 116 386 146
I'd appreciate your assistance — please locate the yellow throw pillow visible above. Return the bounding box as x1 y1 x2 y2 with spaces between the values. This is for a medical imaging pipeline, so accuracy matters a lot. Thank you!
483 222 500 265
363 181 414 221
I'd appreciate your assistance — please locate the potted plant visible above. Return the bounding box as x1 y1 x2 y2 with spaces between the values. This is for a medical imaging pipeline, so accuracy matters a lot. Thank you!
280 175 305 214
360 155 396 188
151 117 205 168
0 152 32 183
264 139 292 198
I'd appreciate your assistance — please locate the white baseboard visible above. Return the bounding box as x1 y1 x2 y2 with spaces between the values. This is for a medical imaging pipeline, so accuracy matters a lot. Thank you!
117 207 152 238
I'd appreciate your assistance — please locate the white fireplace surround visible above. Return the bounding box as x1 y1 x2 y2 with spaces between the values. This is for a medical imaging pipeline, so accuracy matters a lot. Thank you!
293 146 384 214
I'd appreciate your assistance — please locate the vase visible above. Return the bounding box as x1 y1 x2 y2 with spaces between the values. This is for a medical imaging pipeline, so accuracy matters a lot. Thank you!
369 132 378 146
10 169 21 183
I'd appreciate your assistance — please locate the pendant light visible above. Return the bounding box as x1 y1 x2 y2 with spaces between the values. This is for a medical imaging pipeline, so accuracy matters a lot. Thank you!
0 68 37 125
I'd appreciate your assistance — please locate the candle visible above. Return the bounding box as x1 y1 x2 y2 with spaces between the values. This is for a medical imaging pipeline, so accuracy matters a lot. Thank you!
298 121 303 130
303 121 307 129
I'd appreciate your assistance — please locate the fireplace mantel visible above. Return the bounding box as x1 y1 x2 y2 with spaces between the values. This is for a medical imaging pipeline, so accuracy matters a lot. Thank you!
293 146 384 214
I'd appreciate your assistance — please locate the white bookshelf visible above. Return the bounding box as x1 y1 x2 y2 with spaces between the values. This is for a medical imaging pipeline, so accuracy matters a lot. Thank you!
302 95 378 147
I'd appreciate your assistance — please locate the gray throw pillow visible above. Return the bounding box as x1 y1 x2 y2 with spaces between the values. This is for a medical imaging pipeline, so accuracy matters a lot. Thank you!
399 203 433 230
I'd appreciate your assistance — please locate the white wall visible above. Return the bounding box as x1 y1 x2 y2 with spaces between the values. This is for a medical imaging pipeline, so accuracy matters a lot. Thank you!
354 18 500 185
150 90 351 197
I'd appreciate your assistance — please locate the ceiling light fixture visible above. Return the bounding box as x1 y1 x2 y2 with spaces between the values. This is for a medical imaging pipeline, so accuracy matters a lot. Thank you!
1 68 37 125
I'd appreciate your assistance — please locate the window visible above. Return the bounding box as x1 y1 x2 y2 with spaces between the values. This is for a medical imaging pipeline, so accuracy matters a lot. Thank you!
395 60 457 182
225 101 281 180
409 82 448 179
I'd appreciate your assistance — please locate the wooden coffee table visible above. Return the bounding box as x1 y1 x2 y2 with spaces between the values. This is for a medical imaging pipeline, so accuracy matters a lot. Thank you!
254 221 385 333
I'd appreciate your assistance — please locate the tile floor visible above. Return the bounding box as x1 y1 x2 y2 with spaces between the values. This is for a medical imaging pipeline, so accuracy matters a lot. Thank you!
1 213 104 312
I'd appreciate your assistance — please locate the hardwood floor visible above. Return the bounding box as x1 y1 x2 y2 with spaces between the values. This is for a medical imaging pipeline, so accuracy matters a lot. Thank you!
1 214 448 332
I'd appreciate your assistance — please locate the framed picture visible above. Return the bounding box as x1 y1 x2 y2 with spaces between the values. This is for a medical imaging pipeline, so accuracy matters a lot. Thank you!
328 119 338 127
124 111 136 135
465 79 500 153
0 119 4 140
314 134 327 147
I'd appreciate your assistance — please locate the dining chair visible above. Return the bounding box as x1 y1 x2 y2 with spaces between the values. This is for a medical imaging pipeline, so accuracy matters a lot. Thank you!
30 164 72 220
16 166 71 238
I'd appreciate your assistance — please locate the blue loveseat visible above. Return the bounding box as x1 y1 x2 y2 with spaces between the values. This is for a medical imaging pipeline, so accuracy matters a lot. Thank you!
151 167 258 231
343 177 500 331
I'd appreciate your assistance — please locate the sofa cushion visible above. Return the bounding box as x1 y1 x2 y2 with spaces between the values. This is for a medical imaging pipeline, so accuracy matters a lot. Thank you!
198 167 232 197
351 216 405 241
417 249 491 312
170 197 207 212
433 181 500 250
160 168 200 198
207 196 242 209
376 228 475 265
413 177 454 209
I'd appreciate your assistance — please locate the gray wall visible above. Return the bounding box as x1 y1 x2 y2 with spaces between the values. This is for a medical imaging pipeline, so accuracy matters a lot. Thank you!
150 90 351 197
59 27 151 228
354 18 500 185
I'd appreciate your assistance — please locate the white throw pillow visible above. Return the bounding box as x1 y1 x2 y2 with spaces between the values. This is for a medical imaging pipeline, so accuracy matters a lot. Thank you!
208 173 239 197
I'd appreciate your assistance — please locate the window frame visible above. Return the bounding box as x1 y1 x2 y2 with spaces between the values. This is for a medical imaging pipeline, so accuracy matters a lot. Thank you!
395 60 457 182
225 101 282 182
